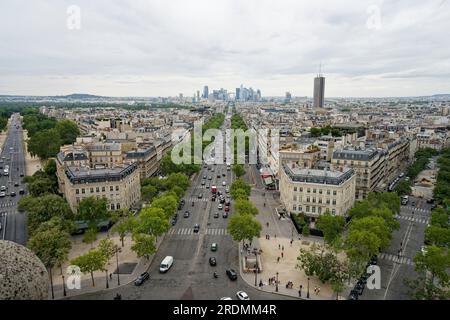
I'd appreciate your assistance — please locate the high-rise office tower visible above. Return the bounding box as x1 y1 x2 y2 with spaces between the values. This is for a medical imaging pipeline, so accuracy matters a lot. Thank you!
197 90 200 101
313 74 325 108
203 86 209 99
235 88 240 101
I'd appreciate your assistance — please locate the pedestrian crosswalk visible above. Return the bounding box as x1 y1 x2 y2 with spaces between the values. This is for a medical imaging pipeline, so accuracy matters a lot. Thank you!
395 214 429 225
0 202 14 208
167 227 228 236
379 252 414 266
402 206 429 214
185 197 208 203
205 228 228 236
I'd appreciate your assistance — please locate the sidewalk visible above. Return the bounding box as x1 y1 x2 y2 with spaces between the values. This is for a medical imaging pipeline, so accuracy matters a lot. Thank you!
22 129 41 176
238 175 348 300
53 231 166 299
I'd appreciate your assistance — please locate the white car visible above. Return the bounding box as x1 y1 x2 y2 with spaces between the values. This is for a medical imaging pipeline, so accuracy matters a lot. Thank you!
220 297 232 300
218 204 223 210
236 291 249 300
0 192 6 197
222 181 227 186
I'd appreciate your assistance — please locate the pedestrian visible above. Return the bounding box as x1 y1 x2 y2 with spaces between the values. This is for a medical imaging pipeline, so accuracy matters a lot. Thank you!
264 202 266 207
298 290 301 297
290 239 293 246
314 287 318 295
316 287 321 295
109 273 112 280
266 222 269 227
274 234 276 239
282 245 284 251
278 244 281 250
281 252 284 258
259 280 263 287
277 256 280 263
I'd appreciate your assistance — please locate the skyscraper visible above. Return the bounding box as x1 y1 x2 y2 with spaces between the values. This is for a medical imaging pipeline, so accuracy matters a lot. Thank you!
196 90 200 101
313 74 325 108
203 86 209 99
235 88 240 101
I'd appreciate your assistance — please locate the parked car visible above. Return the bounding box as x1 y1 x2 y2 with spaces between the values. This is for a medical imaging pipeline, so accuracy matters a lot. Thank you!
134 272 150 286
226 269 238 281
236 291 249 300
224 206 230 212
209 257 217 266
222 212 228 218
19 189 25 195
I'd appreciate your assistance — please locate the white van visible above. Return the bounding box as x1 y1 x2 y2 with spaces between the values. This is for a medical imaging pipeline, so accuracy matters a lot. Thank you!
159 256 174 273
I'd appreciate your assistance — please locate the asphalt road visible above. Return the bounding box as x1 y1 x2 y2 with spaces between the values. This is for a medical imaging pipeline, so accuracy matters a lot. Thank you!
0 113 28 245
76 110 293 301
360 196 431 300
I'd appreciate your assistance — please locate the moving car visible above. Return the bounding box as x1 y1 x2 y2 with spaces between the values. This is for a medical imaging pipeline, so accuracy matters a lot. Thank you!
224 205 229 212
213 212 219 218
10 191 16 197
211 243 218 251
14 182 19 187
209 257 217 266
226 269 237 281
134 272 150 286
201 180 206 186
222 212 228 218
222 181 227 186
236 291 249 300
208 176 212 180
159 256 174 273
220 297 232 300
193 224 200 233
218 204 223 210
0 192 6 198
198 193 203 199
183 211 190 218
19 189 25 195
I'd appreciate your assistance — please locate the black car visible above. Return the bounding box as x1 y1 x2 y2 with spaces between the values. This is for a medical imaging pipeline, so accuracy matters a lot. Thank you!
213 212 219 218
348 289 359 300
217 174 221 178
10 191 16 197
184 211 190 218
171 217 177 226
203 175 207 179
222 212 228 218
20 173 24 177
198 194 203 199
19 189 25 195
211 196 216 202
134 272 150 286
226 269 237 281
14 182 19 187
209 257 217 266
193 224 200 233
201 180 206 185
354 283 364 295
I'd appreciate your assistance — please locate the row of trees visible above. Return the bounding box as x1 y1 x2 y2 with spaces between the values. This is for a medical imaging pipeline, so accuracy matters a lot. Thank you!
309 125 356 138
297 192 401 299
23 111 80 159
406 148 450 300
230 113 250 164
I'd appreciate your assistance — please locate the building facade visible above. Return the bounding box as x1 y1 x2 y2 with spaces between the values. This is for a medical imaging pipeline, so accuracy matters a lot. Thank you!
280 162 356 219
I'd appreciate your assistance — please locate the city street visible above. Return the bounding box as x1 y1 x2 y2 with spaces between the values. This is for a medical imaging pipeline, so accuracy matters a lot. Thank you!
360 196 432 300
0 113 28 245
75 108 292 301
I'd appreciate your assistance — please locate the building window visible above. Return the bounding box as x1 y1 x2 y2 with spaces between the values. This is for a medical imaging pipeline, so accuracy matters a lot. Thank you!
116 186 119 191
293 205 297 211
313 188 316 193
117 203 120 210
298 206 302 212
312 198 316 203
327 190 330 195
102 186 105 192
300 187 303 192
318 198 322 204
326 199 330 205
332 199 336 205
76 189 79 195
306 197 310 203
111 204 115 210
307 188 311 193
294 187 297 192
110 186 114 191
293 195 297 201
319 189 322 194
82 189 85 194
318 207 322 214
312 206 316 213
331 209 336 215
333 190 337 196
306 206 310 212
96 187 100 193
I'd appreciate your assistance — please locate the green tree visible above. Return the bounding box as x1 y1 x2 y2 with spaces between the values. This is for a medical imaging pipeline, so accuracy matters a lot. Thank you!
98 238 118 289
429 208 449 228
316 212 345 246
44 159 57 176
78 197 109 228
232 164 246 178
349 216 392 250
134 207 170 239
27 226 72 299
55 119 80 145
151 194 178 219
234 199 259 216
345 229 380 266
27 128 62 159
228 213 262 245
18 194 73 236
141 185 158 202
71 249 107 287
83 227 98 247
230 178 251 199
230 188 249 200
394 179 412 196
302 224 310 237
131 233 157 259
111 216 136 247
424 225 450 247
166 173 190 191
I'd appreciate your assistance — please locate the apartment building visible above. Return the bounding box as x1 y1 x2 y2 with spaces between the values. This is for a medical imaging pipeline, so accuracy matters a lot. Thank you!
280 162 356 219
86 142 123 168
379 138 410 183
331 148 385 199
126 145 159 180
56 148 141 213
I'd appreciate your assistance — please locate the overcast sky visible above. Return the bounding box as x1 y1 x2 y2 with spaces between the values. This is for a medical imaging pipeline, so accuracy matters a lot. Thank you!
0 0 449 97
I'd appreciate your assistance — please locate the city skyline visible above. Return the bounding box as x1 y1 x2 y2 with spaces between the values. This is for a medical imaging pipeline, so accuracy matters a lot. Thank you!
0 0 449 97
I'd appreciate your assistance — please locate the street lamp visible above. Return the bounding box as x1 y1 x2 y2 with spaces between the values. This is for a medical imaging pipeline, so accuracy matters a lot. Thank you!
61 273 66 297
115 247 122 286
275 272 279 292
307 277 310 299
